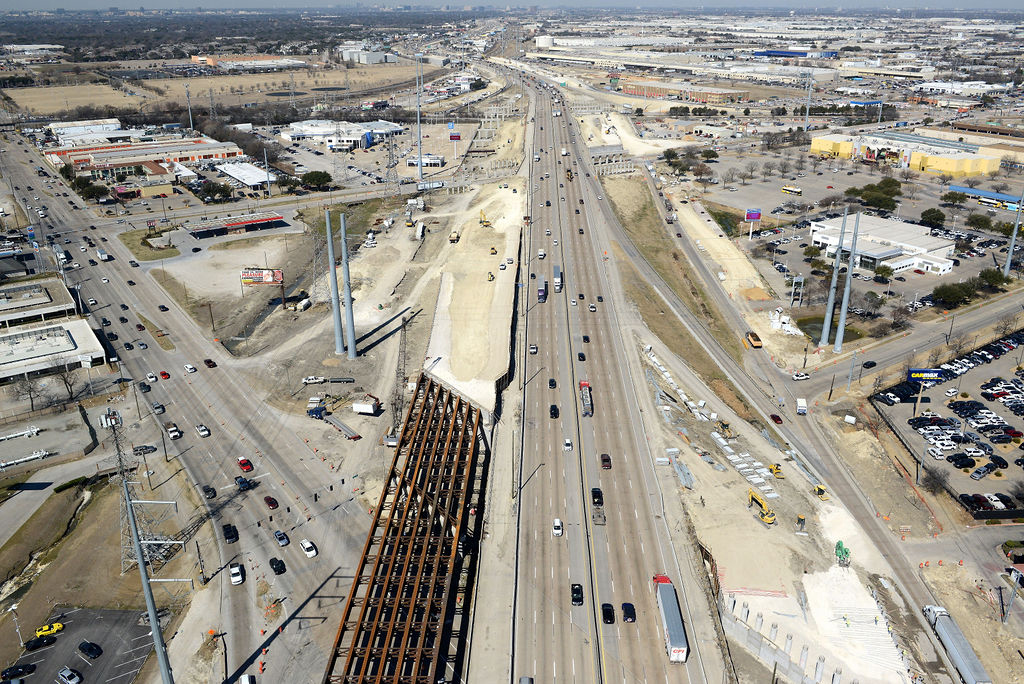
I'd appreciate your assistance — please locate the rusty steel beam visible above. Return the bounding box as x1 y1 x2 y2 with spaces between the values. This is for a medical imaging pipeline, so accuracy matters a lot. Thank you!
322 375 482 684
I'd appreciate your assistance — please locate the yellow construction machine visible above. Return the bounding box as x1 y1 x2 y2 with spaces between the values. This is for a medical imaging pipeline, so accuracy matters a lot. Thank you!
715 419 734 439
768 464 785 479
479 210 491 227
813 485 830 501
489 246 497 255
747 488 777 525
487 272 494 282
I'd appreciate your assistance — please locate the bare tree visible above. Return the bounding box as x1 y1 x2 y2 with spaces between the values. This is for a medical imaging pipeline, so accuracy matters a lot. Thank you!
899 168 917 182
722 168 739 185
741 161 759 185
928 347 943 367
891 305 910 330
760 161 775 181
777 160 792 176
880 165 894 178
794 156 807 171
948 331 968 357
921 467 950 495
992 181 1009 194
903 183 920 200
996 312 1018 337
53 361 80 402
810 157 822 173
836 157 849 170
937 173 953 189
14 377 44 411
962 177 981 189
900 352 917 378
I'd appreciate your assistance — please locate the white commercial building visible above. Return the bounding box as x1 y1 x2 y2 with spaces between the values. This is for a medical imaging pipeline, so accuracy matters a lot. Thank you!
809 215 954 275
47 118 121 139
215 162 275 189
281 119 404 149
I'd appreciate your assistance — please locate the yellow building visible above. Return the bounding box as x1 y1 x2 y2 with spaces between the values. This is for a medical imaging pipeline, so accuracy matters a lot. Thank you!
810 132 1000 178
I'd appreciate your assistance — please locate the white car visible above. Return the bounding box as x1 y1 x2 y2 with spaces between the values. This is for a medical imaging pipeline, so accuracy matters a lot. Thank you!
552 518 564 537
146 372 158 383
195 424 210 438
563 438 573 451
87 298 97 306
184 363 197 373
300 539 318 558
528 344 538 354
945 387 959 397
101 277 109 283
792 372 810 381
229 563 245 585
58 667 82 684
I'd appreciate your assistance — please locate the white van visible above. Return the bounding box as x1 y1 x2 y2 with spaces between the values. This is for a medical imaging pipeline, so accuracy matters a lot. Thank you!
552 518 563 537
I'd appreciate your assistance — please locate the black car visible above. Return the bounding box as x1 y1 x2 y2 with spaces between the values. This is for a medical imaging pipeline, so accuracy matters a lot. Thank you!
269 557 286 575
549 404 559 419
570 583 584 606
88 259 97 266
23 635 56 651
596 296 604 303
101 317 111 327
991 434 1013 444
202 485 216 499
124 342 134 351
158 305 169 312
106 332 118 341
223 523 239 543
138 382 151 393
192 247 202 253
127 280 135 286
601 603 615 624
591 488 603 506
2 664 36 678
991 455 1009 469
621 602 636 622
120 304 129 311
862 361 877 369
129 260 139 267
235 476 255 491
582 335 590 343
78 641 103 659
577 352 586 362
119 316 128 323
548 378 556 389
578 228 584 234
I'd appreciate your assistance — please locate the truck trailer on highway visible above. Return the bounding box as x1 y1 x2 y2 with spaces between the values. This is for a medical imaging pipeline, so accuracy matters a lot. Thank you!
560 147 568 157
553 265 562 292
923 605 991 684
579 381 593 417
652 574 689 663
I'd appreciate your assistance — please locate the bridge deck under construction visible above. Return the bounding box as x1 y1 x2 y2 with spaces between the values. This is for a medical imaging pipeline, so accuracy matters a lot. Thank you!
322 373 486 684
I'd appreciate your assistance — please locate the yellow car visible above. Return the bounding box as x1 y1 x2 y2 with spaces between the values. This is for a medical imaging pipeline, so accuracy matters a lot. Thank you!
35 622 64 637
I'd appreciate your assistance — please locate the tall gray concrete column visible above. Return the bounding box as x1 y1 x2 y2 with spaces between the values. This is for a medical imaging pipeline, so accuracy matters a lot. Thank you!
339 214 357 359
818 208 849 347
325 210 345 356
833 212 861 353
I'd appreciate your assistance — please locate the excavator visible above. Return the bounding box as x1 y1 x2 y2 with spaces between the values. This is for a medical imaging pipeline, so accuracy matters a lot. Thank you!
747 488 777 526
715 419 734 439
768 463 785 479
813 485 830 501
479 210 491 227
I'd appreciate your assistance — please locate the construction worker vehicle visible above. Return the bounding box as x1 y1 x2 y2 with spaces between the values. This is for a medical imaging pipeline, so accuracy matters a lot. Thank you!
747 488 777 526
715 420 734 439
813 485 830 501
768 464 785 479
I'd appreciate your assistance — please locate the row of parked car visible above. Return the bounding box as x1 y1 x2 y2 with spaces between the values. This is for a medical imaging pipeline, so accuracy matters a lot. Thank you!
958 492 1022 512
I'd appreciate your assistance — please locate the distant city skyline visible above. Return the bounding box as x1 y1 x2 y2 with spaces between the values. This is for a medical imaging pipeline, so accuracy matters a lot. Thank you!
1 1 1024 12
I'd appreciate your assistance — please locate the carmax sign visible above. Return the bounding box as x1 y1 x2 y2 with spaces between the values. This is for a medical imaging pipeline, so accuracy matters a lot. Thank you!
907 368 943 382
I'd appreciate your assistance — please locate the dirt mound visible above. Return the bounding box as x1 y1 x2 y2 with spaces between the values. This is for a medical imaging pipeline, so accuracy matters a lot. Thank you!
742 286 771 301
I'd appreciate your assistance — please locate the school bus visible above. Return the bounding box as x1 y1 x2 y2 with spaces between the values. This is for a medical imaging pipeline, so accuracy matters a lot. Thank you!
745 331 763 348
781 186 803 196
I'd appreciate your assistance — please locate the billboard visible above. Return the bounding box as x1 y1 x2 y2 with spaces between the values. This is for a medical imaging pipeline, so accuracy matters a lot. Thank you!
449 133 461 141
907 368 943 382
241 268 283 286
745 208 762 221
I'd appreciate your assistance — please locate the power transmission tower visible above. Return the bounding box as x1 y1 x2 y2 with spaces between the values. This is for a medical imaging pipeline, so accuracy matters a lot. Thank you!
383 133 400 196
391 316 408 435
290 73 296 110
207 88 216 118
310 225 329 304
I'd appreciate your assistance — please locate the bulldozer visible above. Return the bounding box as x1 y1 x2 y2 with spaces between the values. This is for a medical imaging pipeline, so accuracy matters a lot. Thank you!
489 246 497 255
813 485 830 501
747 488 777 526
487 272 494 282
715 419 734 439
768 463 785 479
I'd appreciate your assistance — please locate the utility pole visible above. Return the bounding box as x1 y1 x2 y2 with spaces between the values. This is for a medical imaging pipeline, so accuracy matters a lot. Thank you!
1002 189 1023 278
196 541 207 584
415 53 424 182
803 71 813 132
184 83 194 131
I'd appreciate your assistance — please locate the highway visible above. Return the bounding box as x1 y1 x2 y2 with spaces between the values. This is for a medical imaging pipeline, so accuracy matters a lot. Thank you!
1 136 367 682
513 82 709 683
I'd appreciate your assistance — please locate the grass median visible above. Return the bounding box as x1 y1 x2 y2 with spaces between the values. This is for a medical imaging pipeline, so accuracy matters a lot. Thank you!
137 312 175 352
117 228 180 261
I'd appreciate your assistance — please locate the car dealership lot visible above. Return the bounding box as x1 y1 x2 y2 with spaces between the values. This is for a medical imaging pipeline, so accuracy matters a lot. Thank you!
873 329 1024 516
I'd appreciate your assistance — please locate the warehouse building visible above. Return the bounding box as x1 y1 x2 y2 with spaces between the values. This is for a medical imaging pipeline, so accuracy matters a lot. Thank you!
281 119 404 149
809 215 954 275
44 137 243 178
46 117 120 139
617 78 749 103
215 162 275 189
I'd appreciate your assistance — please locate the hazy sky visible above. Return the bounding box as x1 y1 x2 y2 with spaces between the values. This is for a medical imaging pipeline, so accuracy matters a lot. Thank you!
1 1 1023 11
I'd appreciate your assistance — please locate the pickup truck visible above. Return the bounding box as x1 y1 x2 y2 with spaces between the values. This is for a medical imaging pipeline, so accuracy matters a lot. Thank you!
303 376 326 385
164 422 182 439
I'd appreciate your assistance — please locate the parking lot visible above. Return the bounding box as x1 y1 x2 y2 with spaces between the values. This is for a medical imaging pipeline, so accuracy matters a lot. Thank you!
874 329 1024 517
4 608 154 683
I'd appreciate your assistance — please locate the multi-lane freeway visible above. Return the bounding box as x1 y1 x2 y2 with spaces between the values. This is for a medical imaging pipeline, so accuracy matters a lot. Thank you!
512 83 712 684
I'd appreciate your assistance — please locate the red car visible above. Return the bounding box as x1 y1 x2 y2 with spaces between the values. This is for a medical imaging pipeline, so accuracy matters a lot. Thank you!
237 457 254 472
159 371 170 379
264 496 279 510
770 414 783 425
136 323 145 331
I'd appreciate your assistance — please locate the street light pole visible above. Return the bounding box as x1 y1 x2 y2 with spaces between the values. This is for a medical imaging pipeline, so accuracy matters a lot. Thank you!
9 606 24 646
